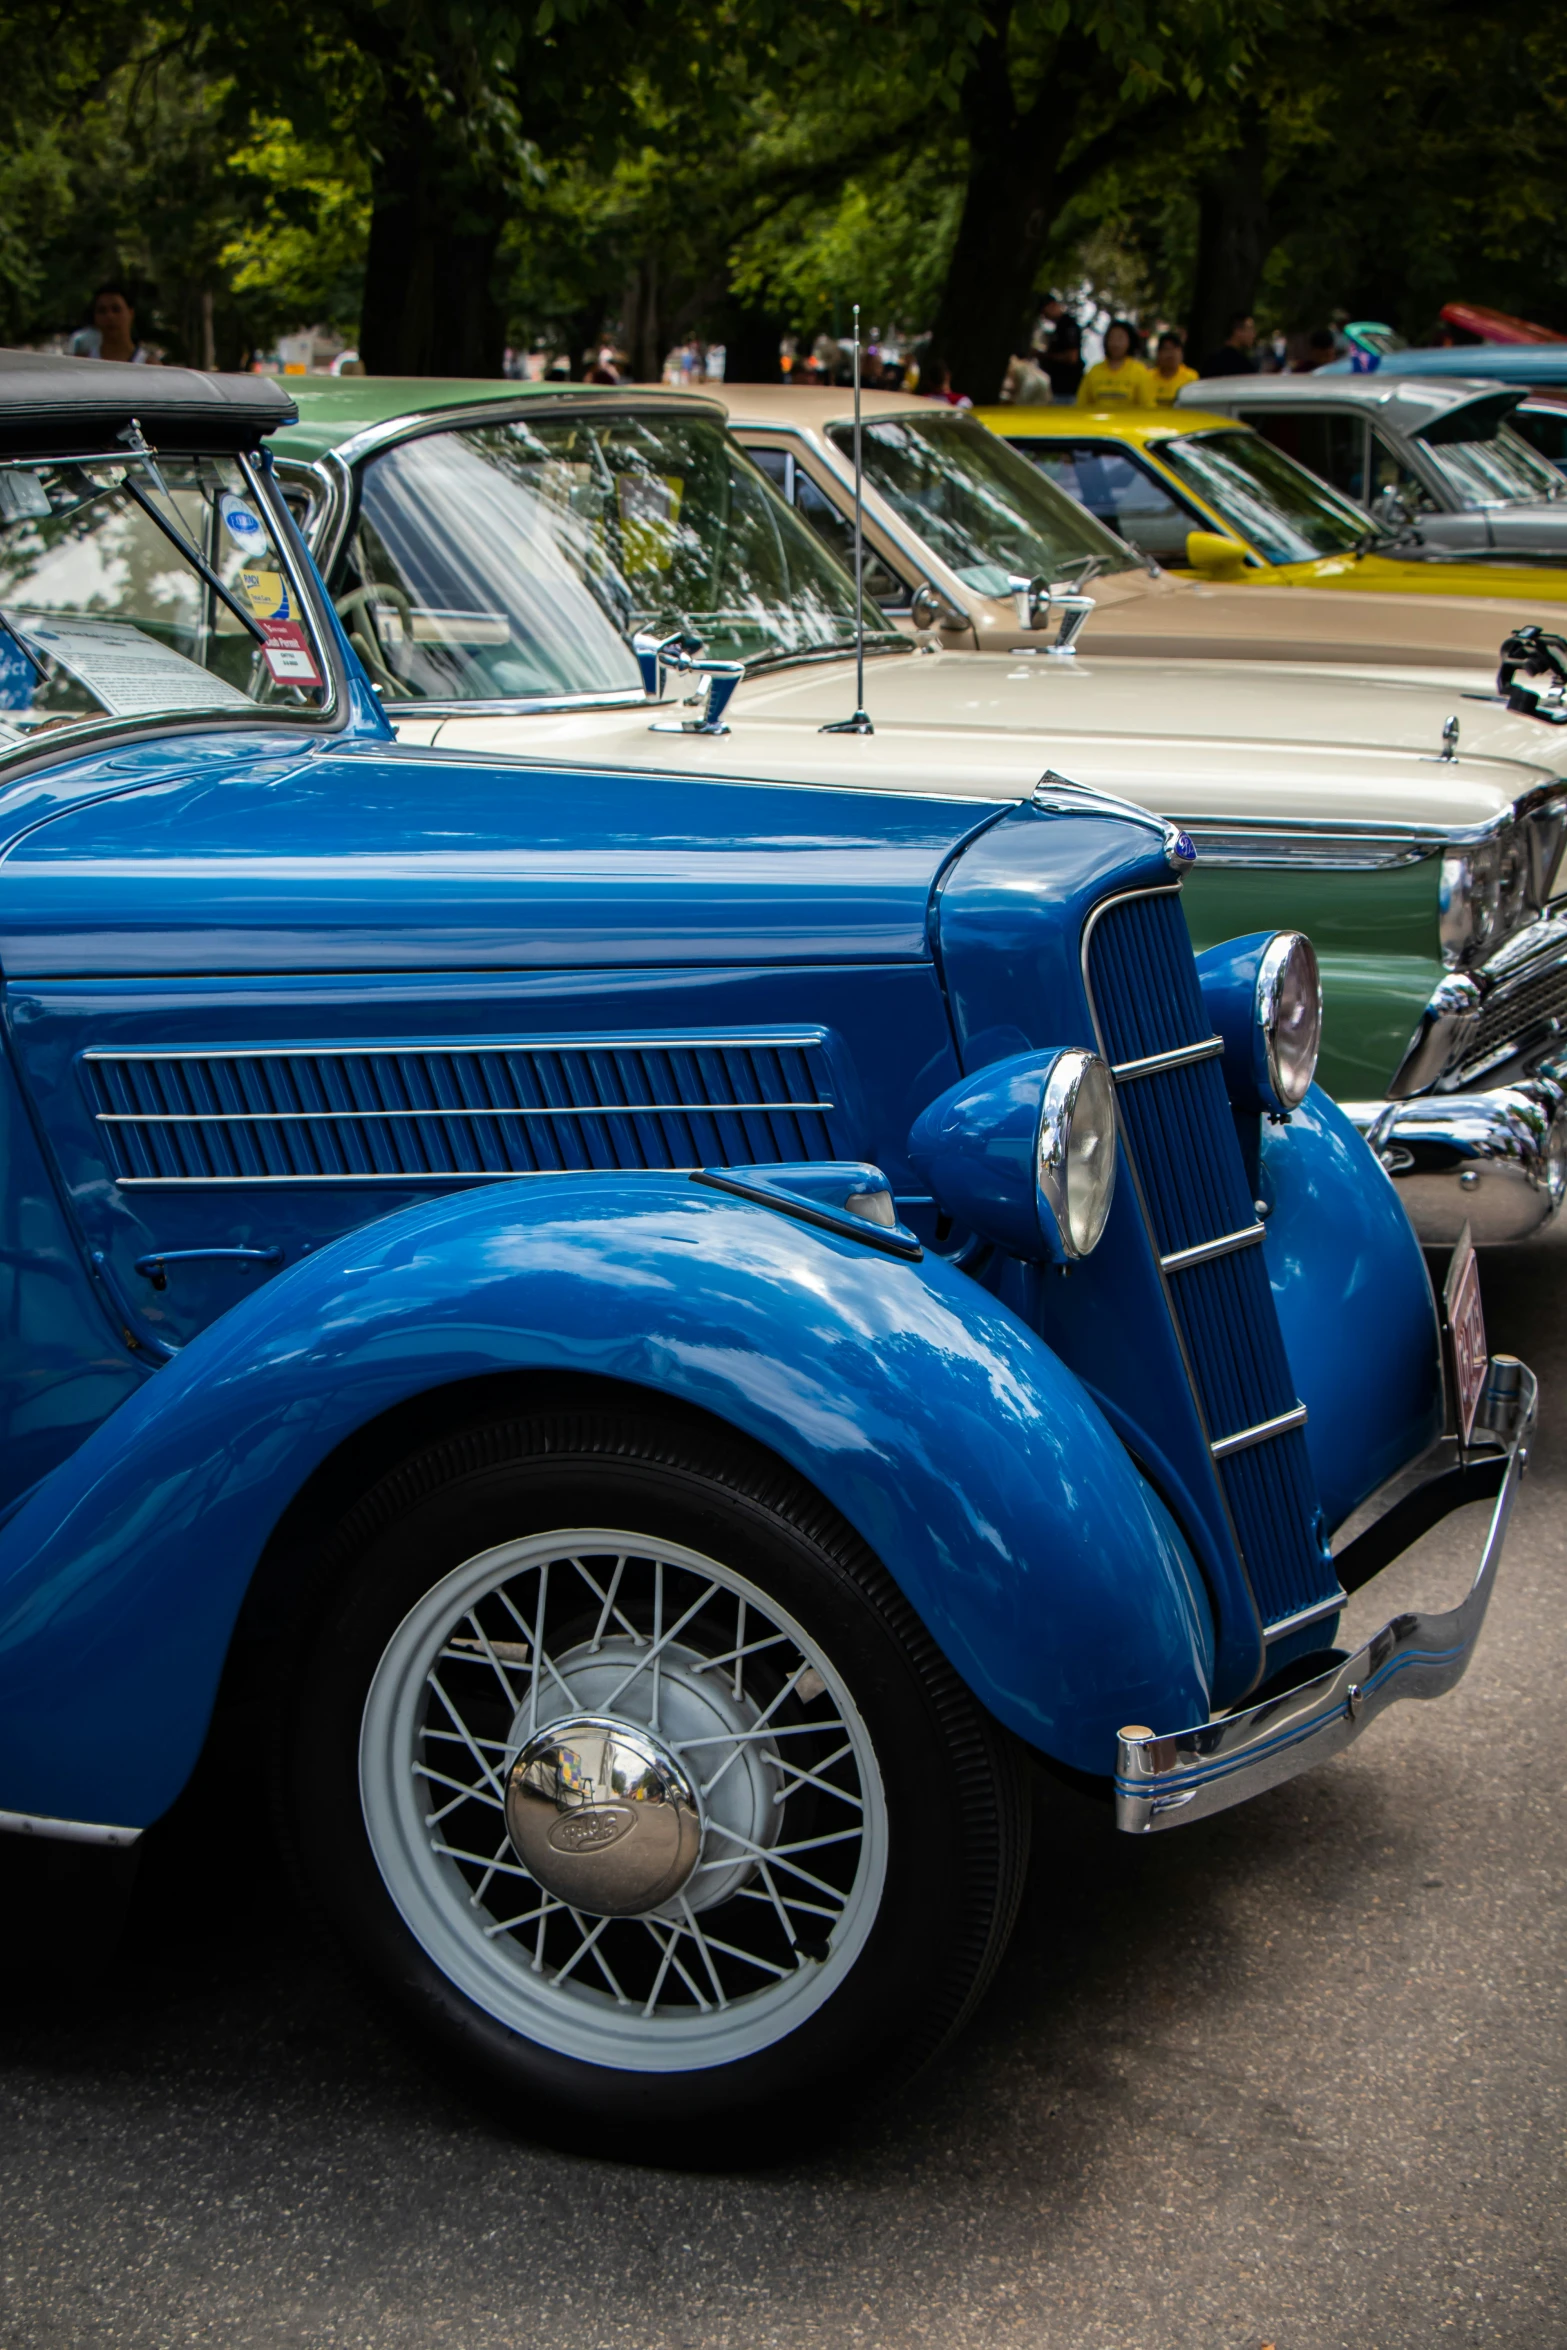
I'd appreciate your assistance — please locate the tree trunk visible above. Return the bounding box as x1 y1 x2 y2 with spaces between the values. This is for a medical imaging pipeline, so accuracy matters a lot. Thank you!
927 22 1069 403
359 105 506 376
1186 114 1271 364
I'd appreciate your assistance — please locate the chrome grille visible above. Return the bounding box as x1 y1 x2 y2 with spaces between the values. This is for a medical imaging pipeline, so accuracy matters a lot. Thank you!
83 1034 843 1184
1085 889 1341 1641
1458 913 1567 1079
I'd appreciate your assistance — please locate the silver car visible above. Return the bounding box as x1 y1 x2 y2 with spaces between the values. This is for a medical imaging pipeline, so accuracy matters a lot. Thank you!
1177 373 1567 558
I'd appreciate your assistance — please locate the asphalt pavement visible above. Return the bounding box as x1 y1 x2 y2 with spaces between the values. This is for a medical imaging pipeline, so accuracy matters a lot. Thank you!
1 1228 1563 2350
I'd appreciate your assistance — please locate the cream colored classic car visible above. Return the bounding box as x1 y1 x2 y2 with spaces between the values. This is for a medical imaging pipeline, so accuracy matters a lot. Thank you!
273 378 1567 1247
715 384 1567 672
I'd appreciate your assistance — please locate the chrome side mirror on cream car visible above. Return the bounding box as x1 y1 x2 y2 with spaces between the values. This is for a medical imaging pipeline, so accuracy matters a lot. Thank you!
632 629 746 737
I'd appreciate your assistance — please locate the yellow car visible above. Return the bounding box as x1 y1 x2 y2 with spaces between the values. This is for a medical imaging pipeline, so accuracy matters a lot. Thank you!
973 402 1567 605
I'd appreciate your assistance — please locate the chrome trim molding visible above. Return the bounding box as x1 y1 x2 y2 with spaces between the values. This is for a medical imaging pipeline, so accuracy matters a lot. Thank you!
1178 824 1437 872
1116 1358 1535 1834
1210 1402 1308 1460
96 1098 835 1127
1160 1221 1267 1273
1262 1589 1350 1643
0 1806 142 1848
83 1031 832 1064
1110 1035 1225 1082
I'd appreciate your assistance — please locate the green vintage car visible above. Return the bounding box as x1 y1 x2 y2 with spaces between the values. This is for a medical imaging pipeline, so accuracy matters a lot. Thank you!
270 374 1567 1245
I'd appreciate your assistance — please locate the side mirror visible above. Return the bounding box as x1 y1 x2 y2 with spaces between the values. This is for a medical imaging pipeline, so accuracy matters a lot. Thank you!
1372 485 1415 530
1185 530 1249 579
911 580 967 632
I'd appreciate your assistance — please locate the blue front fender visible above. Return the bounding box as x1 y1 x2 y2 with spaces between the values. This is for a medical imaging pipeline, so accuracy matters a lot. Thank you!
0 1178 1214 1825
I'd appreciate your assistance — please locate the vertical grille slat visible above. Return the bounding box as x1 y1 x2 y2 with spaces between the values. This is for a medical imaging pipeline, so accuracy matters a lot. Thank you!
1087 892 1341 1638
84 1035 847 1189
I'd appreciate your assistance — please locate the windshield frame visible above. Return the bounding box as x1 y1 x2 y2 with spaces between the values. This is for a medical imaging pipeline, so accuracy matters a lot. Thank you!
0 446 348 784
1158 426 1373 561
823 406 1140 597
312 396 906 709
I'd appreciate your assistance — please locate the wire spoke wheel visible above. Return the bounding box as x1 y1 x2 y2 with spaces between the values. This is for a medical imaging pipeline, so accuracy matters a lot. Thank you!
359 1528 888 2072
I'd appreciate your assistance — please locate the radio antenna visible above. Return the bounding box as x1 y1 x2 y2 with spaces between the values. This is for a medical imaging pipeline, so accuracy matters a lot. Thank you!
821 302 874 736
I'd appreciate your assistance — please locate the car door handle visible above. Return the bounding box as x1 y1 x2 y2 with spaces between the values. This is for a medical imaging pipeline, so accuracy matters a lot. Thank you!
133 1246 285 1293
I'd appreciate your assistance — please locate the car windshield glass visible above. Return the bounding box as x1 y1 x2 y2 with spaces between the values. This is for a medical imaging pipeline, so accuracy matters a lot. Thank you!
348 411 900 699
828 411 1136 594
1158 429 1368 561
1415 422 1564 508
0 453 328 754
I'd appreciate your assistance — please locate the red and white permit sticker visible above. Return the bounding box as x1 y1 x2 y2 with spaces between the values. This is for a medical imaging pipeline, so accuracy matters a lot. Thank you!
1444 1222 1488 1444
259 616 322 686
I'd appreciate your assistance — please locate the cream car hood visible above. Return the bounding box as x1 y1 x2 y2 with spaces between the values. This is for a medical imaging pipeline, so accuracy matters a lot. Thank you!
399 648 1563 835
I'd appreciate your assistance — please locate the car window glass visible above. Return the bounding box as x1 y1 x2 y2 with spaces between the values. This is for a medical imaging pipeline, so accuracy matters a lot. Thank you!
1233 407 1368 503
827 411 1136 595
1159 429 1367 561
1512 404 1567 475
0 453 329 755
1413 421 1563 508
788 469 909 607
1011 440 1200 564
348 413 900 695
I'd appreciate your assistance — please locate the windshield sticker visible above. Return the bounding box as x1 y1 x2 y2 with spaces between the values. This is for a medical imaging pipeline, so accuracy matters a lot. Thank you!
16 617 251 715
257 617 322 686
220 493 267 555
238 568 290 621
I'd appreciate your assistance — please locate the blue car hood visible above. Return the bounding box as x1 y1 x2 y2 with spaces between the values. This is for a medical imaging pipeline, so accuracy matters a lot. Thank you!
0 735 1010 978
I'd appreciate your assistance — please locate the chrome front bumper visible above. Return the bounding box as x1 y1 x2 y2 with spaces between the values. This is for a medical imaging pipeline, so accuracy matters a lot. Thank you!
1115 1354 1535 1834
1345 1078 1567 1245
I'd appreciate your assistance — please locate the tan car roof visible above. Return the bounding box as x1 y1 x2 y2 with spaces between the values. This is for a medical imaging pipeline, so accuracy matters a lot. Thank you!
712 384 938 432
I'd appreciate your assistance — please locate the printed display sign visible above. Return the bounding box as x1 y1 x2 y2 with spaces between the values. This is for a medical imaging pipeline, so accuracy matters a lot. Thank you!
1443 1222 1488 1445
16 617 250 716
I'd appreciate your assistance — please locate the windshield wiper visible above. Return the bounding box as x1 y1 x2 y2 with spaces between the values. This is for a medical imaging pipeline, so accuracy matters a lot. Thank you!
1054 553 1111 590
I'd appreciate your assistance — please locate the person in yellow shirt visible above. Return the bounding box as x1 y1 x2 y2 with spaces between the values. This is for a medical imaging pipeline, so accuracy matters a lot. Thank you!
1148 328 1200 405
1076 320 1151 409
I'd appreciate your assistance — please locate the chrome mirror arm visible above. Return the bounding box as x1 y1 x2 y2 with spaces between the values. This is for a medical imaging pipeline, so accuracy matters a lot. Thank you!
644 634 746 736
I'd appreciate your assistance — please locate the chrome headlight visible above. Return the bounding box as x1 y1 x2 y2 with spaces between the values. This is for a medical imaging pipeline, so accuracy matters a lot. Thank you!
1198 930 1322 1116
1440 826 1531 968
1036 1049 1117 1258
1256 933 1322 1110
907 1046 1117 1262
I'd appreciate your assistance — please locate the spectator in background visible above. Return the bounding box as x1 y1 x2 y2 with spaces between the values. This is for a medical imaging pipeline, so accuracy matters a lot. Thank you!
1000 351 1053 403
1041 317 1084 401
1148 329 1198 406
1200 312 1259 378
1293 327 1339 372
70 282 156 364
1077 319 1150 409
921 357 971 408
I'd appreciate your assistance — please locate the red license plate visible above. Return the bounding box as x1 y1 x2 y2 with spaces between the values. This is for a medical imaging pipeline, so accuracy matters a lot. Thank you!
1444 1223 1488 1445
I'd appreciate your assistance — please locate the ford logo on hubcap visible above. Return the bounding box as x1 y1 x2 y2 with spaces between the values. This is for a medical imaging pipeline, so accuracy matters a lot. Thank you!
547 1805 635 1854
505 1716 702 1916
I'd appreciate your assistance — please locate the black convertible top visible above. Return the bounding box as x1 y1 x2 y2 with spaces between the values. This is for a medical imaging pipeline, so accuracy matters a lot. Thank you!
0 350 297 458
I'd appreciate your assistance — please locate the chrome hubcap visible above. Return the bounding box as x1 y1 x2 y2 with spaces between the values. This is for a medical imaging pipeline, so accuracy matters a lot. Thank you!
506 1715 701 1916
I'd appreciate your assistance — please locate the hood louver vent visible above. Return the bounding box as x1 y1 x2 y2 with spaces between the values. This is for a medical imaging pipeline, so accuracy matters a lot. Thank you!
82 1035 844 1185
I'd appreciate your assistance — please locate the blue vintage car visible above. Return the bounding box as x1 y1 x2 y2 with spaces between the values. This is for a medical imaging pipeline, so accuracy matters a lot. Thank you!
0 353 1536 2145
